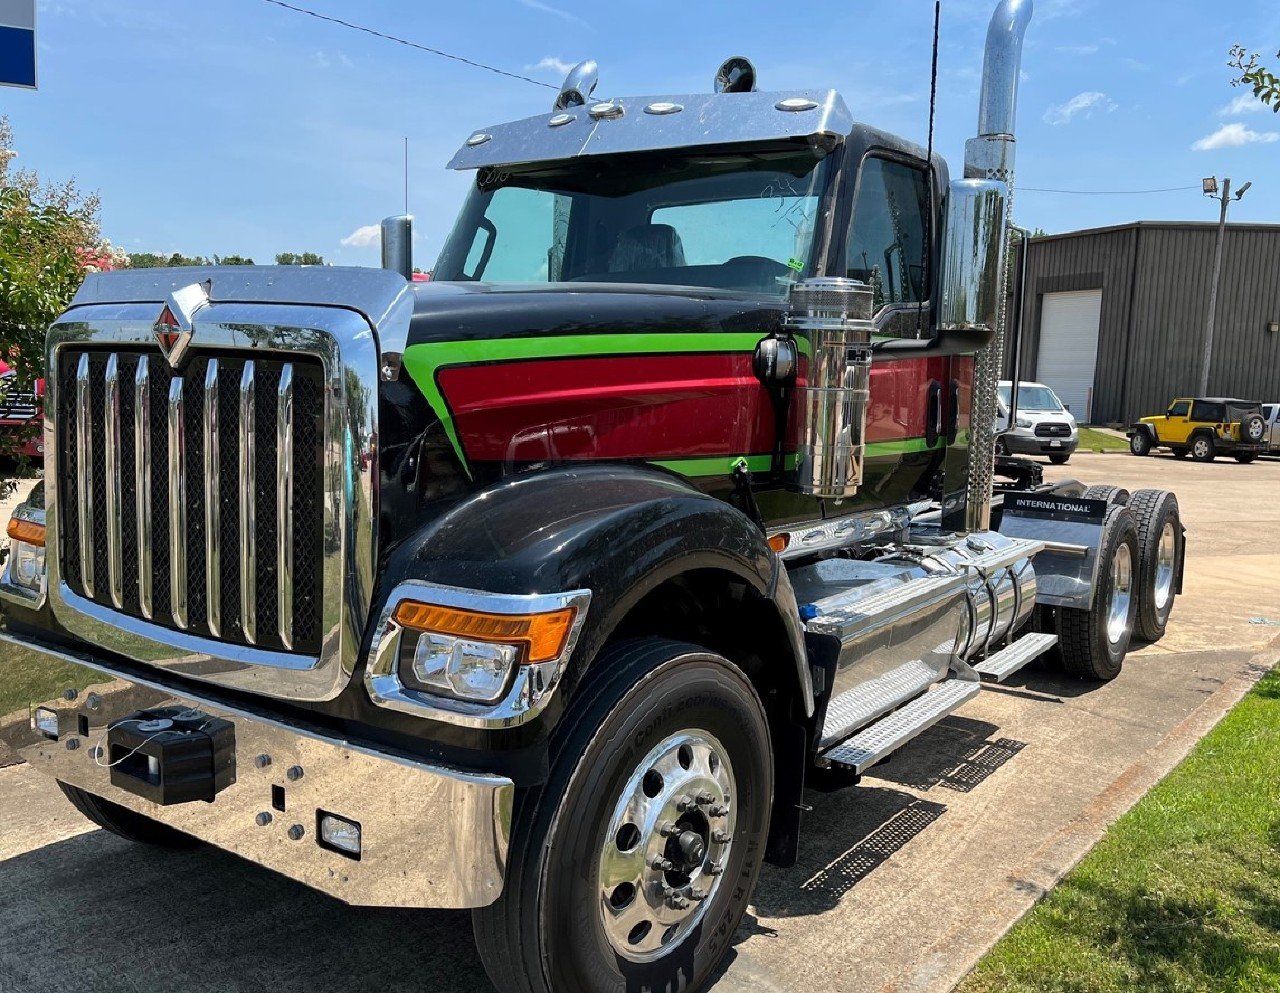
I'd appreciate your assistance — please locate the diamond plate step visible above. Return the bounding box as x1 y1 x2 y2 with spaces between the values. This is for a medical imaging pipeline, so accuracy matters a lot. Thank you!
806 573 967 637
819 659 940 750
972 632 1058 683
819 679 981 774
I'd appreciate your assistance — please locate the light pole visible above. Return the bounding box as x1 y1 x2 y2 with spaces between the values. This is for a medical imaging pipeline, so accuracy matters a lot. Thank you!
1199 176 1251 396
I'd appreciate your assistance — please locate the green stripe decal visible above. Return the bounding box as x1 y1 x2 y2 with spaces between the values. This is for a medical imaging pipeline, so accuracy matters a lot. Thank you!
402 332 773 473
650 440 945 477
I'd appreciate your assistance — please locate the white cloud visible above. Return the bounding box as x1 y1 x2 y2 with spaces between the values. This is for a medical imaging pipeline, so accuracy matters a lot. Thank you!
1219 92 1267 116
527 56 574 77
1043 91 1116 125
1192 122 1280 151
516 0 589 28
340 224 381 248
1056 44 1099 55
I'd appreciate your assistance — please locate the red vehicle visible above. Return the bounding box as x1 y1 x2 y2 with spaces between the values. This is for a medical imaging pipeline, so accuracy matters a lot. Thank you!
0 359 44 460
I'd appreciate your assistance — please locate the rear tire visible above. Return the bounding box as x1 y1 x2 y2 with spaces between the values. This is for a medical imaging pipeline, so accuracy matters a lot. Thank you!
473 639 773 993
1129 431 1152 456
1234 451 1260 464
1082 484 1129 505
1057 505 1139 681
57 783 199 849
1190 434 1216 462
1127 489 1181 643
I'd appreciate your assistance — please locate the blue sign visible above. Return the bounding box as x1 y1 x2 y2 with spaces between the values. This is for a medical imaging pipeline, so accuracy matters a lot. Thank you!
0 0 35 90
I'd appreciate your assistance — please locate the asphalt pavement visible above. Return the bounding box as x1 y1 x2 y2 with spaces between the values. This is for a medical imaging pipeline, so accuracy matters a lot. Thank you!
1 452 1278 993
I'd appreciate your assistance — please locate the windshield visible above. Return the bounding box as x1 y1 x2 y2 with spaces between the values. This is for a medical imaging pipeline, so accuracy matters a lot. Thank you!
998 384 1064 412
434 148 832 297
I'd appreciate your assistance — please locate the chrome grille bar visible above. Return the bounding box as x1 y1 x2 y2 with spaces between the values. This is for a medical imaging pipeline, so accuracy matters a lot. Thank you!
167 376 188 629
134 357 153 619
103 354 124 608
74 353 94 598
203 359 221 637
276 363 294 649
239 361 257 644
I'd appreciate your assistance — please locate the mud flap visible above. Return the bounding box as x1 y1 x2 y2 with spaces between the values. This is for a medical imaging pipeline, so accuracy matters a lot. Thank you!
998 493 1109 610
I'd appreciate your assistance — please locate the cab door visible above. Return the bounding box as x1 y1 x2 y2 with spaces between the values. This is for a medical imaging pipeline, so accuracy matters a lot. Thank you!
1162 399 1191 443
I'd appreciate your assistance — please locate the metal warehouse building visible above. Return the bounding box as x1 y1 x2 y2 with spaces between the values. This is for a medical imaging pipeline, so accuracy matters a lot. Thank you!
1008 221 1280 424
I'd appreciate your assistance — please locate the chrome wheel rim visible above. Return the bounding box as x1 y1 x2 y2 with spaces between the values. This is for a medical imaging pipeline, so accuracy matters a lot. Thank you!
1107 542 1134 646
1248 421 1264 441
1154 521 1176 611
597 730 736 962
1193 439 1209 458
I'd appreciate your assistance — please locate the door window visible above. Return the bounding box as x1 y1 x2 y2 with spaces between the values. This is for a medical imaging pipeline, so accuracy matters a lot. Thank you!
1190 400 1223 422
1167 400 1189 417
847 157 930 312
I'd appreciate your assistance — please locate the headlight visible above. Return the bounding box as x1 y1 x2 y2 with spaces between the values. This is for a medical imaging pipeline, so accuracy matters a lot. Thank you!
393 598 579 704
12 541 45 591
1015 416 1033 429
407 633 519 703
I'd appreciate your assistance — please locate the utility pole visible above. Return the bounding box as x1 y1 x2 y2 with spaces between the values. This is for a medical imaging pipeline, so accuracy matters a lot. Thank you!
1199 176 1251 396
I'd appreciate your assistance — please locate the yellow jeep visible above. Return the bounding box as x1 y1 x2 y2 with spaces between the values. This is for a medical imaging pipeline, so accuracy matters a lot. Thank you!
1129 397 1267 463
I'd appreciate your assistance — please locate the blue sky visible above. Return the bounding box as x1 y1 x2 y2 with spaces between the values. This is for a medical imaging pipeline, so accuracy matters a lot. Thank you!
8 0 1280 266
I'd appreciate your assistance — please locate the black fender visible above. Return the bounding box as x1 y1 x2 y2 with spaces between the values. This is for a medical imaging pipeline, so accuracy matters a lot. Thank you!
376 463 812 723
1130 423 1158 445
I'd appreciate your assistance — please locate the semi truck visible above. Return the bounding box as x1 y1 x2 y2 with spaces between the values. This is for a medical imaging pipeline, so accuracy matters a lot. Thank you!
0 2 1186 990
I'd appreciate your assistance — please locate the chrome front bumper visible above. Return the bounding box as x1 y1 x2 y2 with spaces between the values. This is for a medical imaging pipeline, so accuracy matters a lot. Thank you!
0 631 513 909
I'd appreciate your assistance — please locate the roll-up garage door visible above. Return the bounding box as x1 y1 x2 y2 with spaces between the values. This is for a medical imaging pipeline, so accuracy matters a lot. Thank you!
1036 289 1102 421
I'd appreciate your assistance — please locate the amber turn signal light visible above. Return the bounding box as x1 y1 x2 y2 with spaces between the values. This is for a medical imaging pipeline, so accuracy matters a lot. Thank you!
7 518 45 548
392 600 577 664
768 533 790 554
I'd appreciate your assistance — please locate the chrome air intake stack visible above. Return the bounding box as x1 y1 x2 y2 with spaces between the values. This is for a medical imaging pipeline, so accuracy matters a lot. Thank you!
790 277 875 501
960 0 1033 531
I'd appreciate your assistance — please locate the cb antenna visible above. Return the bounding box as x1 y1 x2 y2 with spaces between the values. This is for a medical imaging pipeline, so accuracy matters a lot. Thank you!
916 0 941 339
404 136 409 215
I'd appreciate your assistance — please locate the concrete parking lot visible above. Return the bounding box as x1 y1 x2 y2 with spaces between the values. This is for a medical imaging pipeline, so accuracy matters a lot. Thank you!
1 453 1278 993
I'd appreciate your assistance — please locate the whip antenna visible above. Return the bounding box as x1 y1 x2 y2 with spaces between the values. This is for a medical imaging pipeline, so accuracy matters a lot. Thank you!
917 0 941 338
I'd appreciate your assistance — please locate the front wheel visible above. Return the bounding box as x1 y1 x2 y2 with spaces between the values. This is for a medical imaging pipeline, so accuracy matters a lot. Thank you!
1048 453 1071 465
473 639 773 993
1190 434 1216 462
58 783 199 848
1129 431 1152 456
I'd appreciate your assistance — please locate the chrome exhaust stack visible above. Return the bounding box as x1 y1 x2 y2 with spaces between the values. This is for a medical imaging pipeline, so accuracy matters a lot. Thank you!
380 215 413 280
791 277 875 501
954 0 1032 531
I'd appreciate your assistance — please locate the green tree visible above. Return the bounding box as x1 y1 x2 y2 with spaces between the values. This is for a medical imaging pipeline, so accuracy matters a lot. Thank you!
275 251 325 265
213 254 255 265
1228 46 1280 111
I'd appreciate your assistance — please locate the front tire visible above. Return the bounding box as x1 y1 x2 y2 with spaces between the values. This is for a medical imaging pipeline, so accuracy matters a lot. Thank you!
1129 431 1152 456
1048 453 1070 465
1190 434 1216 462
1057 505 1139 681
473 639 773 993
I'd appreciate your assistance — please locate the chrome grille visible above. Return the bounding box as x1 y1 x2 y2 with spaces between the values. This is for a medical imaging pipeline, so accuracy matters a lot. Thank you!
58 349 324 654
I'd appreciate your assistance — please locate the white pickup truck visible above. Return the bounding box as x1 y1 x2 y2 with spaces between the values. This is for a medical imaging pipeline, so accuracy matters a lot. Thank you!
1263 404 1280 454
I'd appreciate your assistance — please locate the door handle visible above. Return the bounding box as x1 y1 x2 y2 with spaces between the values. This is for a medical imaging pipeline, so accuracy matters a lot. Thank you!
926 381 942 446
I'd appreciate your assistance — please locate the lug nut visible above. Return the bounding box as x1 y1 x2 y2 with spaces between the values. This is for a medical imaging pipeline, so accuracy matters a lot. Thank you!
676 794 695 812
690 887 708 901
695 791 715 806
658 821 676 837
649 856 674 871
711 830 731 844
669 896 690 910
706 861 724 876
710 804 729 817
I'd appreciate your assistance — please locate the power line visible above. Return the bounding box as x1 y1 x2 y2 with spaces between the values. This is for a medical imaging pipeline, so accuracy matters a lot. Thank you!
1020 185 1201 195
261 0 558 90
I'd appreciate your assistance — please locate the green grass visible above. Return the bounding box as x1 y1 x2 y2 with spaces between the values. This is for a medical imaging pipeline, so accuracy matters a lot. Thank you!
958 664 1280 993
0 631 98 717
1077 427 1130 452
